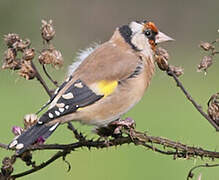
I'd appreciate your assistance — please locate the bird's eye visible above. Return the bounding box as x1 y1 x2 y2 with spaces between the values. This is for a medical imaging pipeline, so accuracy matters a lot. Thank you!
144 29 152 37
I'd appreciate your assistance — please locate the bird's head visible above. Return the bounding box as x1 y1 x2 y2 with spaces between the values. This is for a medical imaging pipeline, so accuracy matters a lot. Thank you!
119 20 174 57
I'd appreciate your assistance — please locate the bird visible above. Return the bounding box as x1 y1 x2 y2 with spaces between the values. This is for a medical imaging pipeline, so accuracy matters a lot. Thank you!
9 20 174 155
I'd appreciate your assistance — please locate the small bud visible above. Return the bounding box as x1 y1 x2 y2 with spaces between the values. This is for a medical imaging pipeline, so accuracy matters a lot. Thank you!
197 56 213 73
4 33 21 48
199 42 214 51
169 65 184 77
12 126 23 136
23 48 35 61
41 19 55 42
38 48 63 67
18 60 36 80
208 93 219 125
36 136 45 144
24 114 38 129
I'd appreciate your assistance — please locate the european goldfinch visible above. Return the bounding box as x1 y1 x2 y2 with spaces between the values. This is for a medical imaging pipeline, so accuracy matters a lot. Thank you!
9 20 174 155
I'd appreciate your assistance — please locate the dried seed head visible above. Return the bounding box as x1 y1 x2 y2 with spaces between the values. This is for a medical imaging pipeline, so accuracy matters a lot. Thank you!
18 60 36 80
155 47 169 71
38 48 63 67
4 33 21 48
24 114 38 129
156 47 170 60
208 93 219 125
12 126 23 136
23 48 35 61
197 56 213 73
199 42 214 51
20 151 33 166
3 48 16 63
169 65 184 77
1 157 14 176
13 39 31 51
41 19 55 42
2 59 21 70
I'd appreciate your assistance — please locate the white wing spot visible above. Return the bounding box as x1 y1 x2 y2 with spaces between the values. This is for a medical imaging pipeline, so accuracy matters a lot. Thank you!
48 113 54 118
54 87 60 95
76 105 79 108
49 122 59 131
62 93 74 99
55 111 60 116
16 143 24 150
38 121 43 124
59 108 65 112
65 105 69 109
65 76 70 82
74 82 83 88
56 103 65 108
9 140 18 148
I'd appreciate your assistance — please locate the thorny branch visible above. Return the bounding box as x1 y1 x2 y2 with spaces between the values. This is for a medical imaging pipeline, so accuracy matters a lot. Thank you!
1 20 219 179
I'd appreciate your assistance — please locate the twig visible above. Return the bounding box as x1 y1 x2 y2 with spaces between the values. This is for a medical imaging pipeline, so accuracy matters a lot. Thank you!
187 163 219 180
67 122 86 141
31 62 52 98
166 67 219 131
0 143 8 150
6 128 219 179
42 65 59 87
11 150 70 179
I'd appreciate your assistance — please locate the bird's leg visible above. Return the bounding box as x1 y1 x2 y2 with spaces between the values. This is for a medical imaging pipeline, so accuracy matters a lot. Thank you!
95 117 136 138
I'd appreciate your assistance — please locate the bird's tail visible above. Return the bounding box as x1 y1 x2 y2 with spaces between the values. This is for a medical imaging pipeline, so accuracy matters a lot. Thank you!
8 122 60 155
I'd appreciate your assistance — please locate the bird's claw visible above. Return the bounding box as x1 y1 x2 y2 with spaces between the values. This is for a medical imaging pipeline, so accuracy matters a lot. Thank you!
95 117 136 138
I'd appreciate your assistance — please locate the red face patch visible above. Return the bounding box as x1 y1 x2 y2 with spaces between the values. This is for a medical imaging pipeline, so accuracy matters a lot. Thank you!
143 22 158 33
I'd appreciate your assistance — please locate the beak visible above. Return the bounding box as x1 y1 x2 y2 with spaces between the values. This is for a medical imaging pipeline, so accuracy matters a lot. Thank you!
155 31 175 44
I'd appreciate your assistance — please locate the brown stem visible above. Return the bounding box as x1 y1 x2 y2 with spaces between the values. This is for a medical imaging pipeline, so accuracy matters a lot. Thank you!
11 150 70 179
42 65 59 87
187 163 219 180
7 128 219 179
31 62 52 98
166 67 219 131
67 122 86 141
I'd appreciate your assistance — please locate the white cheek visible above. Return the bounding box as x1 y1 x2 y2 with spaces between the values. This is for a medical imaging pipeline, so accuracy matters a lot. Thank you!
131 34 154 59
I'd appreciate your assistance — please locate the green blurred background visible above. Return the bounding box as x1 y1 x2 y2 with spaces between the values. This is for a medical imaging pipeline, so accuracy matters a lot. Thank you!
0 0 219 179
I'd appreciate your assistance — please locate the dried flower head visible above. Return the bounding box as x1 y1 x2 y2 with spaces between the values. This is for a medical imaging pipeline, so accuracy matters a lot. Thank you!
13 39 31 51
24 114 38 129
4 33 21 48
155 47 169 71
38 48 63 67
2 49 21 70
197 56 213 73
199 42 214 51
20 151 33 166
208 93 219 125
3 48 16 64
18 60 36 80
41 19 55 42
23 48 35 61
1 157 14 176
169 65 184 77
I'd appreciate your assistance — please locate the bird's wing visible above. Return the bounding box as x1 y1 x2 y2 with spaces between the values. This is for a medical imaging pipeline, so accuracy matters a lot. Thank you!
38 41 142 124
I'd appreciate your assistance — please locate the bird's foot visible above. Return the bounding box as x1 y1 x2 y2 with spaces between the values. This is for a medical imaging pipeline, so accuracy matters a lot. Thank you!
95 117 136 138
